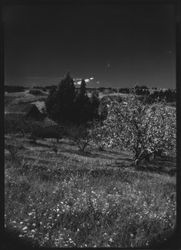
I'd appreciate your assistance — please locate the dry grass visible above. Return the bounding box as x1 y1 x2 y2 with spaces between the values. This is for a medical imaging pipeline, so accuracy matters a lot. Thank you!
4 134 176 248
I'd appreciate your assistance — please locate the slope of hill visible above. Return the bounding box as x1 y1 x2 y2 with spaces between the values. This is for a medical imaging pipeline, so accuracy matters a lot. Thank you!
4 133 176 248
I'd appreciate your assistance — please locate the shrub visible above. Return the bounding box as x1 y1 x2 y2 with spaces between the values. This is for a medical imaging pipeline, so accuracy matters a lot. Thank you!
29 126 64 143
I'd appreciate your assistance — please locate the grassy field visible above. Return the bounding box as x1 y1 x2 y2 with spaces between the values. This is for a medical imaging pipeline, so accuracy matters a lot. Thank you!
4 133 176 248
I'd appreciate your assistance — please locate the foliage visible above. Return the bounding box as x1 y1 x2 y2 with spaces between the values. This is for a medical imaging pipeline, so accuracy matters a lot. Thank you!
30 125 64 143
79 79 86 96
135 88 150 96
89 91 100 121
118 88 130 94
45 73 76 123
134 85 148 90
98 96 113 121
46 74 100 125
66 124 92 152
164 89 176 102
74 80 100 124
90 121 114 151
144 89 176 104
74 80 92 124
98 96 176 164
133 85 149 96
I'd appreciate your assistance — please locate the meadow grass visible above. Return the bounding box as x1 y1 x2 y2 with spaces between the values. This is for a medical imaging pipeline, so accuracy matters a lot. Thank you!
4 141 176 248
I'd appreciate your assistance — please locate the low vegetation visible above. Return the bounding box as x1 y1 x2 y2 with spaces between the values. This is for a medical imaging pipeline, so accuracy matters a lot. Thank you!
5 134 176 248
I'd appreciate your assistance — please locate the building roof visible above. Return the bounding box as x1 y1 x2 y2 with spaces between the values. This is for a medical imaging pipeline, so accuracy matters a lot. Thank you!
31 101 46 113
5 101 46 115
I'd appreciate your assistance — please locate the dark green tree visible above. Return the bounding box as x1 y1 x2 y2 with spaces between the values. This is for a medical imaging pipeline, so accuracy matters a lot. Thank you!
74 79 91 124
45 73 76 123
45 86 58 120
90 91 100 121
79 79 86 96
46 75 100 125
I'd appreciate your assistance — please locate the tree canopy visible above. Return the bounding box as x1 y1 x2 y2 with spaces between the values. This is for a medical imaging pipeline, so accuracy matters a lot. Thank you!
45 73 100 125
91 96 176 164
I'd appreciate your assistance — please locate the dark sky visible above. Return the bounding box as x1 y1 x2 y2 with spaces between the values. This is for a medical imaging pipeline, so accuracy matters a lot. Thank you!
3 2 176 88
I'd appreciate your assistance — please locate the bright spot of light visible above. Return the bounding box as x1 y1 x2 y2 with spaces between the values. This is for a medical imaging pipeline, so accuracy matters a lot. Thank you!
76 81 81 85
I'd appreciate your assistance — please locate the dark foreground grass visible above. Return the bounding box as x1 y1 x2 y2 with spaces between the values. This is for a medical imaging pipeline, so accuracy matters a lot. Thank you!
4 149 176 248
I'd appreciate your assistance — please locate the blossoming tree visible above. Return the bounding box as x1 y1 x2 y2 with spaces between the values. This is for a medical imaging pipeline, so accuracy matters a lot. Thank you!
93 96 176 165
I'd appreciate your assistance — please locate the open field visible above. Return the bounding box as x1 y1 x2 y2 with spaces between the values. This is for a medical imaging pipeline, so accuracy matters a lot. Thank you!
4 132 176 248
5 91 47 109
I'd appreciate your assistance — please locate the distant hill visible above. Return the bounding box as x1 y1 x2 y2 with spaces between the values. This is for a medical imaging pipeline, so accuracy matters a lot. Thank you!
5 85 27 93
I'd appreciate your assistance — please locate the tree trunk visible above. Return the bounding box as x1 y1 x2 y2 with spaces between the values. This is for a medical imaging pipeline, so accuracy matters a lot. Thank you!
134 147 143 166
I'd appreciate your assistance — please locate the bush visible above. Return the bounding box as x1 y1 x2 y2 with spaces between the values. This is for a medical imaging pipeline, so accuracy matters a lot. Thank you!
143 89 176 104
29 125 65 143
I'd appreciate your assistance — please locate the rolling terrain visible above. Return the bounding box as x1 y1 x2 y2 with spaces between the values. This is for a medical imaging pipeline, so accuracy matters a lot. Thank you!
4 89 177 248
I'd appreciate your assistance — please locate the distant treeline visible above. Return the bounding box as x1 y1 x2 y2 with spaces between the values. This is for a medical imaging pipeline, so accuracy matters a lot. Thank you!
134 87 176 103
117 85 176 103
32 86 118 93
5 84 176 103
5 85 27 93
34 86 56 91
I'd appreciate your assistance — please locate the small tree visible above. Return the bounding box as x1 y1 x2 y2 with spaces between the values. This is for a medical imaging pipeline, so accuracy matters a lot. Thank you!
99 96 176 165
66 124 91 152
